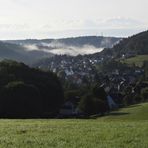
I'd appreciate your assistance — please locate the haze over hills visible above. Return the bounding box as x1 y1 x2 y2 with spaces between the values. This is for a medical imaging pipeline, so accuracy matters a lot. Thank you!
1 30 148 65
4 36 121 57
0 41 53 64
5 36 121 48
34 30 148 68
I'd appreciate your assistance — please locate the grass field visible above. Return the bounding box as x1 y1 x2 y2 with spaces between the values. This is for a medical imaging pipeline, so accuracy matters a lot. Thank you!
0 103 148 148
100 102 148 121
121 55 148 67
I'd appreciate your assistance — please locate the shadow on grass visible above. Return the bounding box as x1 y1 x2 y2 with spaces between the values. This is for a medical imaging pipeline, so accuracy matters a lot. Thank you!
109 112 129 116
125 104 141 109
89 112 130 119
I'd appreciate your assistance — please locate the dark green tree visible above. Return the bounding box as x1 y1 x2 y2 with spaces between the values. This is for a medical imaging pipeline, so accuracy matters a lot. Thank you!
0 60 64 118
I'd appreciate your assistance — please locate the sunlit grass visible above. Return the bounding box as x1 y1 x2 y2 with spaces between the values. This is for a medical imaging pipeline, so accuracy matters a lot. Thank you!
121 55 148 67
0 102 147 148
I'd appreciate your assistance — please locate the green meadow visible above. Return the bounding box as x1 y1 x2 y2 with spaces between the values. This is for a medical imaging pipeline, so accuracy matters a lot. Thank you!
121 55 148 67
0 102 148 148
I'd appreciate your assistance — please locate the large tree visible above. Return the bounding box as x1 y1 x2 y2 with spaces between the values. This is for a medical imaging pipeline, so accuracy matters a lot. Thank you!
0 60 64 118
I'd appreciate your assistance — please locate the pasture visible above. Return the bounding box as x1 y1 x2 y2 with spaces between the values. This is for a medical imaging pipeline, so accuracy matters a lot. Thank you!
0 103 147 148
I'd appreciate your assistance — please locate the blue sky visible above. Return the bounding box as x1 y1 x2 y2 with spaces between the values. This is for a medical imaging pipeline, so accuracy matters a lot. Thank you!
0 0 148 39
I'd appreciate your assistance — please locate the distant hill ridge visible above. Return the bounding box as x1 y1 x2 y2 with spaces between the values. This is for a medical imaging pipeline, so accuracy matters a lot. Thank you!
0 36 121 63
1 30 148 65
5 36 121 48
0 41 53 64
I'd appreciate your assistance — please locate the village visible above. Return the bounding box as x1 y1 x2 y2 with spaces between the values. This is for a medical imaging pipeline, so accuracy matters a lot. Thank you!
35 53 146 117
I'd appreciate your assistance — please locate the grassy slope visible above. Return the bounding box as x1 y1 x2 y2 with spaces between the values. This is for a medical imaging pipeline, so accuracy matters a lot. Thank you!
100 102 148 121
0 103 147 148
121 55 148 67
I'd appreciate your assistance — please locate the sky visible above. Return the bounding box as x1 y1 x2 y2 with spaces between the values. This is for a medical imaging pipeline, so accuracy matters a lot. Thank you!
0 0 148 39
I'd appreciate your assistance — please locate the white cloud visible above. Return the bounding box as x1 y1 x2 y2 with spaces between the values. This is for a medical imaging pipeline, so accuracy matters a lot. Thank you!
0 0 148 39
38 17 147 35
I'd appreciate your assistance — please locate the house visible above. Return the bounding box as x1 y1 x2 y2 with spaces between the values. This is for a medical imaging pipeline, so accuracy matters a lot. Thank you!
107 95 118 110
59 100 82 118
59 102 76 117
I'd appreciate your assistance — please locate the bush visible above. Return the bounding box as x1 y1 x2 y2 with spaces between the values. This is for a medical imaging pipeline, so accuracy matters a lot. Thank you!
93 86 107 100
78 94 95 115
123 95 135 105
133 94 144 103
141 87 148 101
78 93 109 116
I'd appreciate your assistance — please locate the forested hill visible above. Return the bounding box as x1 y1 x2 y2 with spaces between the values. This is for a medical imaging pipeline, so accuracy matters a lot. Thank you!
101 30 148 57
0 36 121 63
52 36 121 48
0 41 26 60
5 36 121 48
0 41 53 64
